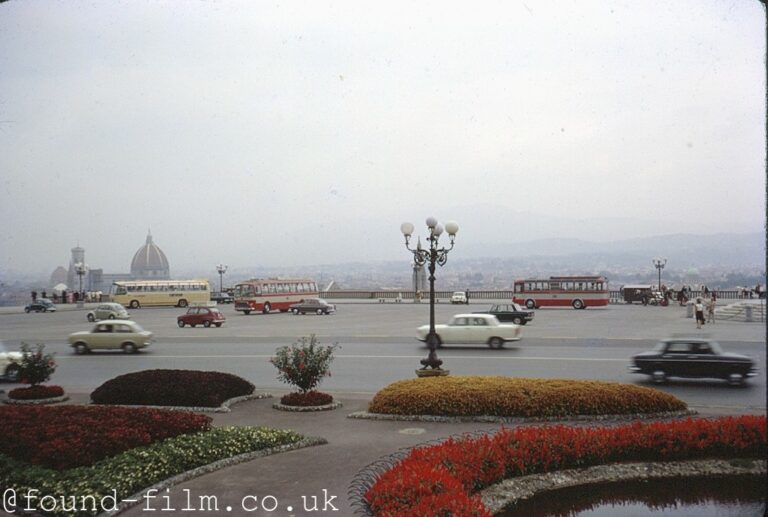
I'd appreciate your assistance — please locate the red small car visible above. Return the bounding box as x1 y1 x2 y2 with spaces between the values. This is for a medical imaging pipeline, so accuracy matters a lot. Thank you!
177 307 226 328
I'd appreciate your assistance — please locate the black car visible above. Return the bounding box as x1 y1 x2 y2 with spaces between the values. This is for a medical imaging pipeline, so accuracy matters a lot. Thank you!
210 292 233 304
474 303 534 325
24 298 57 313
289 298 336 315
629 338 757 386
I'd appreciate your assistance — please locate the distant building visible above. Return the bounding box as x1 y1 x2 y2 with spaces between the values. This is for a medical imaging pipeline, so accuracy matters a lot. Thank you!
412 263 426 292
130 231 170 279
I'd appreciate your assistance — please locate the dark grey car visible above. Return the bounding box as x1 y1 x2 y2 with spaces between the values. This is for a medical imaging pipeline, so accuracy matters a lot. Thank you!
289 298 336 315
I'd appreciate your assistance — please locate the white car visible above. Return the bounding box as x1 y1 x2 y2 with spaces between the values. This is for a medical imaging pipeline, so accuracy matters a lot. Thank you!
68 320 153 354
417 313 522 348
86 302 130 322
0 342 23 382
451 291 468 304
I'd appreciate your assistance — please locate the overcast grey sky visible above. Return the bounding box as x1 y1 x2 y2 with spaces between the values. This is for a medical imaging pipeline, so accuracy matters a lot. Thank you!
0 1 765 276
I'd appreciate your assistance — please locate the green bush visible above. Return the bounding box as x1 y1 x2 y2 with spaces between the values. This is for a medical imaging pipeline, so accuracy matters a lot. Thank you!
270 335 338 393
91 369 254 407
368 376 687 417
0 426 303 516
17 343 56 386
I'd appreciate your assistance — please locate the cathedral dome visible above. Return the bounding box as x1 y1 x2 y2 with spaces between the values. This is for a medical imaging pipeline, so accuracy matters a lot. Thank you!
130 232 170 279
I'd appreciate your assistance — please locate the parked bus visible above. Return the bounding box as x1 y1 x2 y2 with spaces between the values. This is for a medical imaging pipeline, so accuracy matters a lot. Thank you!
234 278 319 314
110 280 210 309
512 275 609 309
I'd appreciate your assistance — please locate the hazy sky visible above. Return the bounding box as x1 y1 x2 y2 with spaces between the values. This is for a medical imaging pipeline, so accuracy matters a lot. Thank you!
1 1 765 275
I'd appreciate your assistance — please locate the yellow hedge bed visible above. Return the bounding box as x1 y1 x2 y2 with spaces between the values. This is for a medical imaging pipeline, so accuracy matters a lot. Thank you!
368 376 686 417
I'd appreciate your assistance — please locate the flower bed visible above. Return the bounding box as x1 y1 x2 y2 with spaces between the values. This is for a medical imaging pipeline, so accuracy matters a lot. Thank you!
0 426 307 517
90 369 255 407
365 415 767 516
368 376 687 417
280 390 334 407
8 384 64 400
0 405 211 470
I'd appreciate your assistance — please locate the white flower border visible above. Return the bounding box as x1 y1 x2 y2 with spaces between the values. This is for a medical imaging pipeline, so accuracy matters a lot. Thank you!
99 392 273 413
273 401 343 412
3 394 69 405
347 408 697 423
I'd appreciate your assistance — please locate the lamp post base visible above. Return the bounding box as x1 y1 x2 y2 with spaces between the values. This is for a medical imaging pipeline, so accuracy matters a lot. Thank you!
415 368 450 378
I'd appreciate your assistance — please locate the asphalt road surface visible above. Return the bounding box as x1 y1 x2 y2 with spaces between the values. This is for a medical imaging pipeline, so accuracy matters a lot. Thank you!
1 301 765 412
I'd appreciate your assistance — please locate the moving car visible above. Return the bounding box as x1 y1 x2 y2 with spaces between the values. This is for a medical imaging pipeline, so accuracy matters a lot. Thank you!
86 302 130 322
177 306 226 327
290 298 336 315
474 303 534 325
68 321 153 354
629 338 758 386
450 291 468 304
0 342 22 382
210 291 233 304
24 299 56 313
417 313 522 348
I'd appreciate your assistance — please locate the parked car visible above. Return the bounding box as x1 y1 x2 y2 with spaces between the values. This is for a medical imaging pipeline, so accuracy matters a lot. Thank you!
450 291 468 304
474 303 534 325
87 302 130 322
210 292 233 304
177 306 226 327
289 298 336 315
68 321 153 354
629 338 758 386
417 313 522 348
24 298 56 313
0 342 23 382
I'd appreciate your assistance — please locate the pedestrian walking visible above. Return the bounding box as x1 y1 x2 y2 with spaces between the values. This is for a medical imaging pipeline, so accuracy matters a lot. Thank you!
694 298 705 329
706 294 716 324
31 290 37 302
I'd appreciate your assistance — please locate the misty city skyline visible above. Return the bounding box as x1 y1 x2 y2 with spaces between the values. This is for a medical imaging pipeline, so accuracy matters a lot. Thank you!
1 2 765 277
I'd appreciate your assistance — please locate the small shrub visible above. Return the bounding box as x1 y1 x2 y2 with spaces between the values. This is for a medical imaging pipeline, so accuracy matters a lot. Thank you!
280 391 334 406
270 334 338 393
368 376 687 417
90 369 255 407
16 343 56 386
8 385 64 400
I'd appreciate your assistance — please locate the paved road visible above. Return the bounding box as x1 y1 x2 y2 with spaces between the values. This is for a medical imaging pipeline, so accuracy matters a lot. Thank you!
1 302 765 412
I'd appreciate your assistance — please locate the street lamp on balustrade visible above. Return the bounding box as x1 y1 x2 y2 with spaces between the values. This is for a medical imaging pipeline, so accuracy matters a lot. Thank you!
653 257 667 292
401 217 459 376
74 262 88 307
216 264 228 293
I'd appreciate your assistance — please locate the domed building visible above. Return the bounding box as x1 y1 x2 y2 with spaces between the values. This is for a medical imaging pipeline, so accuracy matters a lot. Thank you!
130 231 170 279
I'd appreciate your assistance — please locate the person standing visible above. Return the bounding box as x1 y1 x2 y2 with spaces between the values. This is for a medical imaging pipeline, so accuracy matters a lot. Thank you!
694 298 705 329
706 294 716 324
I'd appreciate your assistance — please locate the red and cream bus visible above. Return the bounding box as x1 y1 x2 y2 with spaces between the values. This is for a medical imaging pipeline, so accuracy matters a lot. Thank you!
233 278 319 314
512 275 609 309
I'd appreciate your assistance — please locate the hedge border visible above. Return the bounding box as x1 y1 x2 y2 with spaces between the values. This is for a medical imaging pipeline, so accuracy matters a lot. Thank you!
347 408 697 424
2 394 70 405
97 392 272 413
273 401 343 412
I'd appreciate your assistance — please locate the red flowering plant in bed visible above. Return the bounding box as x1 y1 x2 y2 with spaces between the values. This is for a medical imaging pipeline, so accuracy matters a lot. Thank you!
365 415 767 516
0 406 211 470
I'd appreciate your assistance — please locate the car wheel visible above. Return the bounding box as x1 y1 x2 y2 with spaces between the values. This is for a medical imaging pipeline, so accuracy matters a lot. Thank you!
191 324 197 328
215 323 222 327
488 337 504 349
292 308 299 314
178 299 188 308
4 364 20 382
652 370 667 383
572 299 584 310
727 373 744 386
74 342 89 355
525 299 536 309
87 313 95 322
177 320 185 328
122 343 137 354
203 321 211 327
24 307 30 313
108 314 116 319
130 300 140 309
316 308 323 315
41 308 47 312
512 316 523 325
262 302 271 314
244 310 251 315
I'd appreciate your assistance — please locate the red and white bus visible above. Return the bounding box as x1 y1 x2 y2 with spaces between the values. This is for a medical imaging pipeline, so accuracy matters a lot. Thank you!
233 278 319 314
512 275 609 309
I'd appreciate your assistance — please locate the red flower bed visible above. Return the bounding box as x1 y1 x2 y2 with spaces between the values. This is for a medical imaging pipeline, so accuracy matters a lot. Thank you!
8 385 64 400
0 405 211 470
365 416 767 516
280 391 333 406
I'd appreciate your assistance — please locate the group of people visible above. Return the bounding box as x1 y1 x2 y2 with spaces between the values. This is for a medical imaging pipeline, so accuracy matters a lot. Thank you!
31 290 103 304
693 294 717 329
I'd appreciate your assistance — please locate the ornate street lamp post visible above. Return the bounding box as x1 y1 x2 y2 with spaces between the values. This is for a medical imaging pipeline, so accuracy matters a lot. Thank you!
216 264 228 293
401 217 459 375
75 262 88 308
653 257 667 292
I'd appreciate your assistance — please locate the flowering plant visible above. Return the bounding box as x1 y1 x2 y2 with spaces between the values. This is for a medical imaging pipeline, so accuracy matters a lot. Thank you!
270 334 338 393
17 343 56 386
